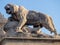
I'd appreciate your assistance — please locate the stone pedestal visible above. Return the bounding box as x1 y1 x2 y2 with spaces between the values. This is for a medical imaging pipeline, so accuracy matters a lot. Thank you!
0 37 60 45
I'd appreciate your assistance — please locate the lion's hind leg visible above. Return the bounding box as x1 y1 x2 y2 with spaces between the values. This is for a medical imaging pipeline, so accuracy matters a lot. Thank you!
46 16 57 35
49 16 57 35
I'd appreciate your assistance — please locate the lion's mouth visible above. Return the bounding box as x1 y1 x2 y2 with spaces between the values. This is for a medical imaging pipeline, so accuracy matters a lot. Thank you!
5 6 12 14
6 10 11 14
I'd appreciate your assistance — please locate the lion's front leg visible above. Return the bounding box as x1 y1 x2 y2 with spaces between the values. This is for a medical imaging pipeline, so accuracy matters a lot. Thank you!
16 15 27 32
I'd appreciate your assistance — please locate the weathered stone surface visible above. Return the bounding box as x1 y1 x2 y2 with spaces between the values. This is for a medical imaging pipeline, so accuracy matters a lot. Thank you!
0 37 60 45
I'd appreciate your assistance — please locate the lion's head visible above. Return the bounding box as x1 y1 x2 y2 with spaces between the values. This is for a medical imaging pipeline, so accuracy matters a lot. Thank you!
4 3 19 14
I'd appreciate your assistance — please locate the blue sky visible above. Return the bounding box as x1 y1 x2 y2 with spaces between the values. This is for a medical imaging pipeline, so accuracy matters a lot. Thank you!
0 0 60 34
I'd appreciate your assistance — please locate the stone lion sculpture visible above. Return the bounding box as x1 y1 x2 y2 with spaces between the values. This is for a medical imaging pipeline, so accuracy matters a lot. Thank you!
4 3 57 35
